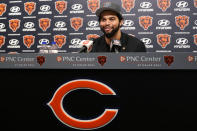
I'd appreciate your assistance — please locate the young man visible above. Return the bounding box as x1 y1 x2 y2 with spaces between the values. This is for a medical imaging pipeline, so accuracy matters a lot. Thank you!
91 2 146 52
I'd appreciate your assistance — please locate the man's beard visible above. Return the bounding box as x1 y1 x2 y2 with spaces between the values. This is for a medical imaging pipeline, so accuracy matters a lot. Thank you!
100 24 120 38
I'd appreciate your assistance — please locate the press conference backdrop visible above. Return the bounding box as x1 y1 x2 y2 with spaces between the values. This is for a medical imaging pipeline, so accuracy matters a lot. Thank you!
0 0 197 53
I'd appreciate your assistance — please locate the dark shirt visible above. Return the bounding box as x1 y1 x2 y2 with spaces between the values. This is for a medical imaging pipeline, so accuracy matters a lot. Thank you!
91 32 146 52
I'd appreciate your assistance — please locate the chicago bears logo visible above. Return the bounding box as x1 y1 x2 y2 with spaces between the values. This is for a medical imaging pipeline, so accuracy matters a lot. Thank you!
37 56 45 66
121 0 135 12
157 0 171 12
87 0 100 13
55 1 67 14
175 15 189 30
97 56 107 66
54 35 66 48
164 56 174 66
48 79 118 130
194 0 197 8
139 16 153 30
86 34 100 40
0 3 6 16
157 34 171 48
0 56 5 62
70 17 83 31
24 2 36 15
193 34 197 45
39 18 51 31
9 19 20 32
56 56 63 63
23 35 35 48
0 35 5 48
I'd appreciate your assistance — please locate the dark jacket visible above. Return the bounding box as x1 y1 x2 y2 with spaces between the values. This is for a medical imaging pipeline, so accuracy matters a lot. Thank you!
91 32 146 52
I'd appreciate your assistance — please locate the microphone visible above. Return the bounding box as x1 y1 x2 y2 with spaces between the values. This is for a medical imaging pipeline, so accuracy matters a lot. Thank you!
110 39 121 53
78 39 94 53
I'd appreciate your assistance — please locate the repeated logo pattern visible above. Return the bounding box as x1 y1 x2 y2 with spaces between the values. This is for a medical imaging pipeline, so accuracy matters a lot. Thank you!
0 0 197 53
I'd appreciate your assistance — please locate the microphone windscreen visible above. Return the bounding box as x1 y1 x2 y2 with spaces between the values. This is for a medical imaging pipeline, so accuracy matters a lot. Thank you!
78 40 94 53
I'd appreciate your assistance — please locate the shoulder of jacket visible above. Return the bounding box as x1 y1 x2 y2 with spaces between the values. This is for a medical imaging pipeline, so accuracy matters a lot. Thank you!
127 34 142 43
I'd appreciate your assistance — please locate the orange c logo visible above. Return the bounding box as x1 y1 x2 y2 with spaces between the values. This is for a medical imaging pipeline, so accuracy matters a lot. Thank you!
48 79 118 130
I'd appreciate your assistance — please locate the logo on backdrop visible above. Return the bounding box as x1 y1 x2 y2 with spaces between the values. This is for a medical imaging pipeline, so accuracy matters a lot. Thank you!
0 36 5 48
70 17 83 31
9 6 21 16
194 34 197 45
157 0 171 12
175 15 189 30
48 79 118 130
72 4 83 11
157 34 171 48
23 35 35 48
121 0 135 12
24 2 36 15
9 19 20 32
158 19 170 27
39 18 51 32
9 39 19 46
0 3 7 16
55 1 67 14
54 35 66 48
0 23 6 32
139 16 153 30
176 1 188 8
194 0 197 8
87 0 100 13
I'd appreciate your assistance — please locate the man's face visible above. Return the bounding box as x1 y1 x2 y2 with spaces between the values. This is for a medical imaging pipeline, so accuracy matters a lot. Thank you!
99 11 123 38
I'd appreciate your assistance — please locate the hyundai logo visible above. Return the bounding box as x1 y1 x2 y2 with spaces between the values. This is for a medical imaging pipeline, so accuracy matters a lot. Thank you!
141 38 152 45
40 5 50 12
176 1 188 8
39 39 49 45
176 38 188 45
194 20 197 25
71 38 81 45
158 19 170 26
24 22 35 29
88 21 99 27
140 2 152 9
0 23 5 29
71 4 82 11
123 20 134 26
10 6 20 13
9 39 19 45
55 21 66 28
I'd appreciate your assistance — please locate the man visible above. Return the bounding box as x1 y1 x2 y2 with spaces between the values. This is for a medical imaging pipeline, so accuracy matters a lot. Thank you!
91 2 146 52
